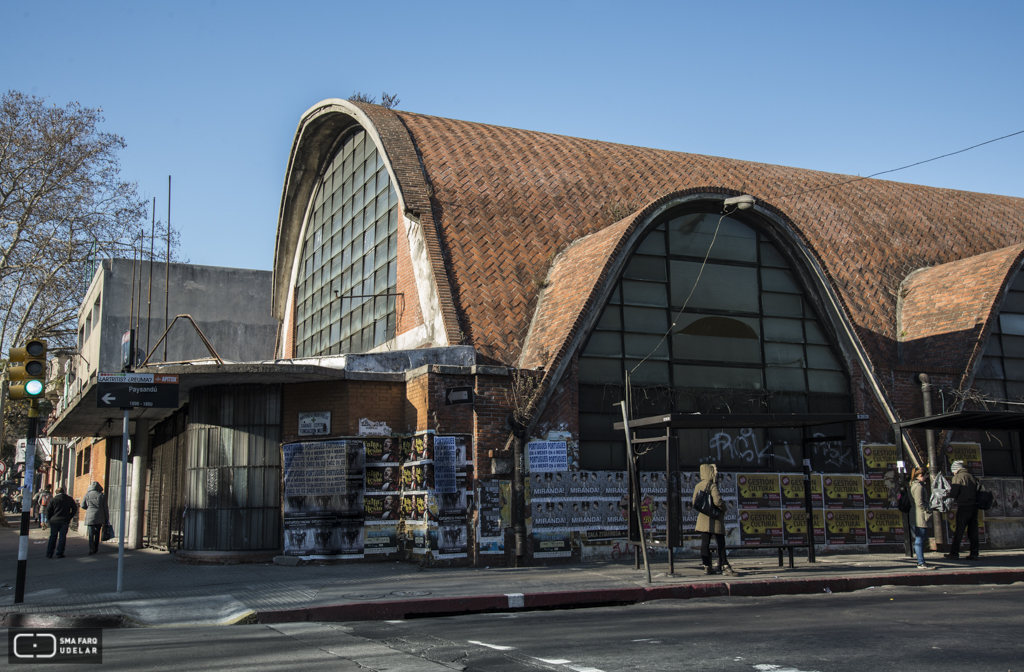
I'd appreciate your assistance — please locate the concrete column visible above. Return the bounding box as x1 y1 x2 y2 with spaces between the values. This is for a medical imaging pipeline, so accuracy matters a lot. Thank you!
129 419 150 549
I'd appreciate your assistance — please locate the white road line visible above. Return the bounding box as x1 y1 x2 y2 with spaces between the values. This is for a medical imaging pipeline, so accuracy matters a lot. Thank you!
534 658 572 664
384 620 403 624
753 664 822 672
567 666 606 672
468 640 514 651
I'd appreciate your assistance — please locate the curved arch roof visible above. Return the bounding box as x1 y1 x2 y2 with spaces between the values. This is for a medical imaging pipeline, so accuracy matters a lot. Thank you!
277 102 1024 388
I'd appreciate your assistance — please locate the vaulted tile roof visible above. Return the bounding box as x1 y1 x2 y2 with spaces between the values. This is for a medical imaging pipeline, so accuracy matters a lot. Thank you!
900 244 1024 386
394 110 1024 385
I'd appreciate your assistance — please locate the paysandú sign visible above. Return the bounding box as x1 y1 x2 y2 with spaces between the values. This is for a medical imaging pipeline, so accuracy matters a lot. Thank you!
96 372 179 409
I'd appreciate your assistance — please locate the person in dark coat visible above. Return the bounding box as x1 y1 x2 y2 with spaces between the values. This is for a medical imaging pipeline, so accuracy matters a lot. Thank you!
944 460 980 560
45 486 78 558
81 481 109 555
692 463 734 575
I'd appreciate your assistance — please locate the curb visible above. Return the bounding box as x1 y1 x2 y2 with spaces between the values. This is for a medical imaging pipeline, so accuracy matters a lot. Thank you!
255 568 1024 624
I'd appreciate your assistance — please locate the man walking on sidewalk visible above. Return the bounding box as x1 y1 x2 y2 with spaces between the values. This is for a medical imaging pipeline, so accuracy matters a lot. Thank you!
81 481 109 555
45 486 78 558
944 460 980 560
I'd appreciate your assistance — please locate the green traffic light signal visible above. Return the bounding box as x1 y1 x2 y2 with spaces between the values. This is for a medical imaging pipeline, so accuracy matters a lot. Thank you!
8 339 47 399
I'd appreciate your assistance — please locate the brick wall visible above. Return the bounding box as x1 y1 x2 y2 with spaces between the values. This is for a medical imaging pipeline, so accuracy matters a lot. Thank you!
74 437 110 524
281 380 406 443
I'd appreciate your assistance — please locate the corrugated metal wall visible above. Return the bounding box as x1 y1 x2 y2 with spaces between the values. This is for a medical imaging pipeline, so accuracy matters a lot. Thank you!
146 408 189 549
184 385 282 551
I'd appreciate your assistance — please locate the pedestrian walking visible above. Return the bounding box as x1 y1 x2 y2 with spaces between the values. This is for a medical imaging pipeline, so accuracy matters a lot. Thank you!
693 463 734 575
909 468 936 569
80 481 109 555
45 486 78 558
944 460 980 560
35 485 52 528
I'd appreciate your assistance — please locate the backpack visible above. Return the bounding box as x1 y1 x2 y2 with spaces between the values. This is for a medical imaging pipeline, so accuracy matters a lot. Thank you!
39 491 51 507
896 487 913 514
977 483 994 511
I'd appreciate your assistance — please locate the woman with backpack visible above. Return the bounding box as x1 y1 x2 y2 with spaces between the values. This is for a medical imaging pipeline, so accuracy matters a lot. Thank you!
909 467 936 569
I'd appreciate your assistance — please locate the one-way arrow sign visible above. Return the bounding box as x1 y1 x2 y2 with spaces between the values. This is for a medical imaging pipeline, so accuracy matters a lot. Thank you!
445 386 474 406
96 372 180 410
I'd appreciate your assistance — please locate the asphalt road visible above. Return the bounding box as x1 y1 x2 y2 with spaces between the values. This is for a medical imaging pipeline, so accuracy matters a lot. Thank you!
4 583 1021 671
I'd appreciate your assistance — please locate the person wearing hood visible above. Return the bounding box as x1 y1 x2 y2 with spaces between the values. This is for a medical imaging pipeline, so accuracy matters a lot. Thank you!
80 482 109 555
693 463 734 575
944 460 980 560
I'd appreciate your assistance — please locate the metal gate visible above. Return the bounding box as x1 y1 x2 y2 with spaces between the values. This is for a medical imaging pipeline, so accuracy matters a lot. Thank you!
183 385 282 552
146 407 189 549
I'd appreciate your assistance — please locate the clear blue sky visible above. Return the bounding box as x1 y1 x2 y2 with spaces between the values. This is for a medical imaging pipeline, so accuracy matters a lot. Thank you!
4 1 1022 271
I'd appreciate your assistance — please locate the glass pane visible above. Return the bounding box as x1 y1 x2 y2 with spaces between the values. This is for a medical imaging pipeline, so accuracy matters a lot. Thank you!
1004 335 1024 358
1004 358 1024 381
673 364 762 389
669 261 758 312
583 332 621 357
806 344 842 370
668 214 756 262
622 280 668 307
624 255 666 281
637 231 665 255
1002 314 1024 336
596 306 621 330
622 306 668 333
807 370 847 393
624 333 668 359
625 359 669 385
579 357 624 384
760 241 788 268
762 292 802 317
761 268 801 294
766 367 806 391
673 333 761 364
765 342 804 367
804 321 828 344
764 317 804 343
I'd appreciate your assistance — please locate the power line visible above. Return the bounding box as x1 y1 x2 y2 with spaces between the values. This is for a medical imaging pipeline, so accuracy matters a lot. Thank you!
779 128 1024 200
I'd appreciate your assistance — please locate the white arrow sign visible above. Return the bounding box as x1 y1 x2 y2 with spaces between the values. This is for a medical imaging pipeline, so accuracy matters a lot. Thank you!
101 393 117 405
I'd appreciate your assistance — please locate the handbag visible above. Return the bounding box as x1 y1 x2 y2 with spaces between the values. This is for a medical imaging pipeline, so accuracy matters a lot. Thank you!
693 482 720 518
977 484 994 511
102 522 115 541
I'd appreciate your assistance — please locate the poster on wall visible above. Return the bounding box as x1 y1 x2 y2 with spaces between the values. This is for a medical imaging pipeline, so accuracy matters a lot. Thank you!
780 473 822 509
410 524 430 555
365 465 402 492
527 441 568 472
980 479 1006 518
825 509 867 545
283 441 350 498
864 477 890 509
364 436 401 463
363 525 398 554
944 507 987 544
738 509 783 546
433 436 459 494
736 473 781 509
532 530 572 558
946 442 983 476
1002 479 1024 517
403 493 427 522
782 508 825 545
861 444 898 478
823 474 865 509
364 493 402 523
866 508 905 544
436 522 468 559
478 480 510 554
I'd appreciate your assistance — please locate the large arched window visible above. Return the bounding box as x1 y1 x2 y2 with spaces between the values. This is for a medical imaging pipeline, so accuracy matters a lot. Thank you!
973 269 1024 475
293 129 399 357
578 212 853 471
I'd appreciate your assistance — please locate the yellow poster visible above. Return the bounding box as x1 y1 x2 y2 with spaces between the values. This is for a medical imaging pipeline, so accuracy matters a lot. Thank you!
825 509 867 545
864 477 890 508
739 509 783 546
861 444 898 477
823 474 865 509
737 473 782 509
866 508 904 544
781 473 822 509
782 508 824 545
946 442 983 476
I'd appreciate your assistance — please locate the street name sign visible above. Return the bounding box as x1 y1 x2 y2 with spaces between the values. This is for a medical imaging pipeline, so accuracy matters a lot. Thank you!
96 373 179 409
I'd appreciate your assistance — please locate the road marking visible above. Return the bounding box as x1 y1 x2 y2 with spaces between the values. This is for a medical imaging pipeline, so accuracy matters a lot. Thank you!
567 666 606 672
753 665 822 672
505 593 525 608
384 620 403 624
534 658 572 664
468 640 514 651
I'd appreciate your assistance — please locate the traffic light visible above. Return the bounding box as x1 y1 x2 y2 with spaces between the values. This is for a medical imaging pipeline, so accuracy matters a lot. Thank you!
9 339 47 400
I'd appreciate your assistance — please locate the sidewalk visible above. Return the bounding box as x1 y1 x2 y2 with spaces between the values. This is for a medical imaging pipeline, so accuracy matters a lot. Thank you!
3 514 1023 628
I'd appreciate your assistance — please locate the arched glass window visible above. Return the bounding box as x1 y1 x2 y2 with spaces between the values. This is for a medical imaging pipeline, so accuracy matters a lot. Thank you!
578 212 854 471
294 129 399 357
973 270 1024 475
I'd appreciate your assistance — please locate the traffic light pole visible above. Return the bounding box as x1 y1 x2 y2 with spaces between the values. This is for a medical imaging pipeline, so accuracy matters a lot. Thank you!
14 400 39 604
117 408 129 593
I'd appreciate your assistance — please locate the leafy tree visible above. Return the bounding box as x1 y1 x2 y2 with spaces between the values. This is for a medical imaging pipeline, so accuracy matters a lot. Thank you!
1 90 148 451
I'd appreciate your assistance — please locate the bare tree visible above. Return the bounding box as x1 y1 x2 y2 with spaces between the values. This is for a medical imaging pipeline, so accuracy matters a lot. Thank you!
1 90 147 450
